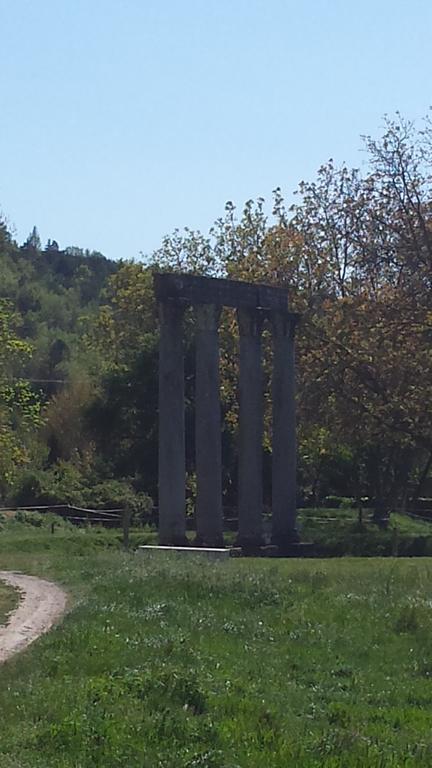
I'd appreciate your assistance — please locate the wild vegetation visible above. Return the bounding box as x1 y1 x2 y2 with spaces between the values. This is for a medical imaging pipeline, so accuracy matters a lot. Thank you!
0 580 18 626
2 112 432 523
1 524 432 767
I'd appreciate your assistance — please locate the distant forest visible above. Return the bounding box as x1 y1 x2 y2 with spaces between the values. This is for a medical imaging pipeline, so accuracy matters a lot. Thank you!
2 113 432 519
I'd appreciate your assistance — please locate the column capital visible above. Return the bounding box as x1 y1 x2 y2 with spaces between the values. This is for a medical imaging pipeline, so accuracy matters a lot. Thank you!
237 307 264 337
195 303 221 331
158 299 185 327
270 310 300 339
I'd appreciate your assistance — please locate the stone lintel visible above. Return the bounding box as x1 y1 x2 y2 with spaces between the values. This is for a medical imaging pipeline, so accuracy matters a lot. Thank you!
154 272 289 311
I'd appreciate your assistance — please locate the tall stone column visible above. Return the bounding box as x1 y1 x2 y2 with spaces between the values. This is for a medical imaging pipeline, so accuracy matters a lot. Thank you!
237 307 264 549
195 304 223 547
271 310 298 548
158 300 187 545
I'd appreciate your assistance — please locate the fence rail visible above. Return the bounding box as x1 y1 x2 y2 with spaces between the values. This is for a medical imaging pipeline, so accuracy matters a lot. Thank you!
2 505 432 529
0 504 123 527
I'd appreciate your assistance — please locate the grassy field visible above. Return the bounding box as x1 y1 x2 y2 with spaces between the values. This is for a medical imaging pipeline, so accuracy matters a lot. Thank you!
298 508 432 556
1 524 432 766
0 580 19 626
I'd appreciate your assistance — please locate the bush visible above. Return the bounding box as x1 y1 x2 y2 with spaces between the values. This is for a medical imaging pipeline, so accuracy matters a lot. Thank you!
9 510 74 531
323 496 355 510
15 510 44 527
87 480 153 524
10 467 153 523
10 465 85 507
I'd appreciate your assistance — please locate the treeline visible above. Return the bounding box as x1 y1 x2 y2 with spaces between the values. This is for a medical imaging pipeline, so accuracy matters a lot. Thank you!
2 112 432 518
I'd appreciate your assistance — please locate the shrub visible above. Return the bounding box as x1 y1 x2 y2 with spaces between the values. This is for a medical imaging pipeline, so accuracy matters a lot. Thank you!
88 479 153 524
10 467 153 523
10 465 86 507
15 510 44 527
324 496 355 510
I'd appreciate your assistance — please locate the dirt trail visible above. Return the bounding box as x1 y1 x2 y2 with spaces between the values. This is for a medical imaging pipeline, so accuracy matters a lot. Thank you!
0 571 67 663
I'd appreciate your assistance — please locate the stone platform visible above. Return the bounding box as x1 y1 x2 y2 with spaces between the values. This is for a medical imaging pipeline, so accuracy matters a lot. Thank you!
138 545 230 561
230 542 316 558
138 543 315 560
268 542 316 558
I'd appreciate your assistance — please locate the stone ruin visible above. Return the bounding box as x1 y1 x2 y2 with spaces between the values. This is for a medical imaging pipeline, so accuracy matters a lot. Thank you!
153 272 300 553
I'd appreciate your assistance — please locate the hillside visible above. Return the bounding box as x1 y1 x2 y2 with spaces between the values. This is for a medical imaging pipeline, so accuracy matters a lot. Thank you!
0 223 118 391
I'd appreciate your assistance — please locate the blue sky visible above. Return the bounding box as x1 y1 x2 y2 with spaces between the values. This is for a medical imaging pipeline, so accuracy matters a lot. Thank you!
1 0 431 261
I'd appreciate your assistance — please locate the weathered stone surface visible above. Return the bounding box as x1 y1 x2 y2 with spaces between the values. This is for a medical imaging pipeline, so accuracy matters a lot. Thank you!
153 272 289 311
158 300 187 545
155 273 300 555
274 542 316 557
236 307 264 548
271 310 299 547
230 543 316 558
195 304 223 547
138 545 230 560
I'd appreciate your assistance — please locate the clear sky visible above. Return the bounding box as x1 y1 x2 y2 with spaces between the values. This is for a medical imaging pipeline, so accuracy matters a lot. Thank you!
1 0 431 261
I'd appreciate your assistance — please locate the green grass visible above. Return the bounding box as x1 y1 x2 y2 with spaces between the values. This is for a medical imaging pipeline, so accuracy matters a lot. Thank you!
4 505 432 557
298 508 432 556
2 525 432 765
0 580 19 625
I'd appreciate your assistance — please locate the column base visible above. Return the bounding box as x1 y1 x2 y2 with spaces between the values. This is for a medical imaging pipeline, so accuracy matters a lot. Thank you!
271 529 301 551
230 542 315 558
234 535 264 556
159 534 189 547
193 533 225 549
264 541 315 557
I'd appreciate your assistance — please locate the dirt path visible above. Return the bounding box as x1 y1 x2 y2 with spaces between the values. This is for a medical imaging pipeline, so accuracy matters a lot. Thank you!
0 571 67 663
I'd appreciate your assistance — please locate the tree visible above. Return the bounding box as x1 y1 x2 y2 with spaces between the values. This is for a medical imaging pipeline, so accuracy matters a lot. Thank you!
0 301 42 498
22 226 41 251
143 115 432 513
45 239 59 252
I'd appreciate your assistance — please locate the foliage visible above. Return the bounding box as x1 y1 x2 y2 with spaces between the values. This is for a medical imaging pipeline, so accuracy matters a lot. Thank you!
0 580 19 626
0 301 42 497
3 112 432 517
142 113 432 514
89 263 157 370
11 464 152 517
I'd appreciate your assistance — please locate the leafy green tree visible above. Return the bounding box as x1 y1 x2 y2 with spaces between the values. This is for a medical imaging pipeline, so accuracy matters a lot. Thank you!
0 301 42 498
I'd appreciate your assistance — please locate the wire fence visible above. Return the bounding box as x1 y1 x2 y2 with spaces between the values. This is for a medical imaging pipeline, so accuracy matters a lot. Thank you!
1 504 432 529
0 504 123 527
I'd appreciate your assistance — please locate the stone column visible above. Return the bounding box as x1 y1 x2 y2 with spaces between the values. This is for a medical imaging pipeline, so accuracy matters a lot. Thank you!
237 307 264 549
195 304 223 547
271 311 298 548
158 300 187 545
